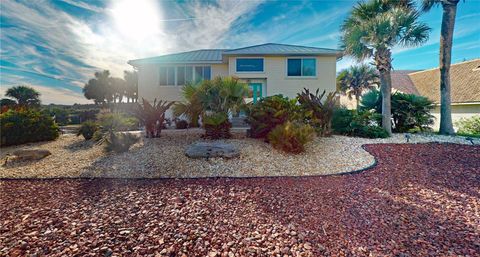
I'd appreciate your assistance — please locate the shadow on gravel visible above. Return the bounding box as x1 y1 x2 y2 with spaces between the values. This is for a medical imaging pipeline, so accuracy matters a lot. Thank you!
63 139 96 153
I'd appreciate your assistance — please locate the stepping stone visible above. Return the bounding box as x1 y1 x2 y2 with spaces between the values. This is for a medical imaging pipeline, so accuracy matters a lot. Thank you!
185 142 240 159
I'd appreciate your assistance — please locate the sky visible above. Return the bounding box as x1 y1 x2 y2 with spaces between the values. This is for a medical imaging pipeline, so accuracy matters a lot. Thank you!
1 0 479 105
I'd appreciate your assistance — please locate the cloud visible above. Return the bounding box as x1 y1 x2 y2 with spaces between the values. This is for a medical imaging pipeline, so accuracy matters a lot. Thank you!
57 0 104 13
1 0 265 80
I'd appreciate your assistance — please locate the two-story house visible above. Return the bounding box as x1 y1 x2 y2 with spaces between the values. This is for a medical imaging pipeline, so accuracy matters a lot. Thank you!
128 43 342 117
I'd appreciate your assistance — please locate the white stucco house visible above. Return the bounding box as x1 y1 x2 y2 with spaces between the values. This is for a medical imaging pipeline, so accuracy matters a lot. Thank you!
128 43 342 118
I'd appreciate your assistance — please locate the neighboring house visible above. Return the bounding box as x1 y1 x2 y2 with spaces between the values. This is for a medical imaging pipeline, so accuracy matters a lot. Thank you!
408 59 480 130
128 43 342 117
341 59 480 130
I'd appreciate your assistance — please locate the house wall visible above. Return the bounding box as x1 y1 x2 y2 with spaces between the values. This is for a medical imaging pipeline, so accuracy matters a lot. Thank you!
227 56 337 98
431 103 480 131
136 56 337 119
137 63 228 103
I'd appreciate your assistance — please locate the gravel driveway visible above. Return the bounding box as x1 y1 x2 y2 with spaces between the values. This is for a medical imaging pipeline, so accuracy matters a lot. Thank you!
1 143 479 256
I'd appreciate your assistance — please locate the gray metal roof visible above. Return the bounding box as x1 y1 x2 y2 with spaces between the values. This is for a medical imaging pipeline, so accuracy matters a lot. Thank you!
128 49 225 66
128 43 342 66
224 43 341 56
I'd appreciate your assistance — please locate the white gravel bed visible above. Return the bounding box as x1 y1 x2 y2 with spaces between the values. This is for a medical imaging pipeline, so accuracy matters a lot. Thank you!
0 129 476 179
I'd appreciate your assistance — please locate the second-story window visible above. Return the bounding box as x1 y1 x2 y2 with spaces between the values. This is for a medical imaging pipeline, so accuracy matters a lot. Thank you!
287 58 316 77
236 58 264 72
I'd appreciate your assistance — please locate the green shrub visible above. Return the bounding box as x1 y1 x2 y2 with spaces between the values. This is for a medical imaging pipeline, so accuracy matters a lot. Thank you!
0 109 59 146
297 88 337 136
245 95 298 138
203 112 232 139
92 130 104 142
76 121 98 140
267 121 315 154
332 107 388 138
97 111 138 133
104 132 139 153
357 125 389 138
360 89 434 132
175 119 189 129
455 115 480 136
197 77 249 139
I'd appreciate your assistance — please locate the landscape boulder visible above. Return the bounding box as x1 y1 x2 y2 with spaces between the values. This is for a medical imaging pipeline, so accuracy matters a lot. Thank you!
8 149 52 163
185 142 240 159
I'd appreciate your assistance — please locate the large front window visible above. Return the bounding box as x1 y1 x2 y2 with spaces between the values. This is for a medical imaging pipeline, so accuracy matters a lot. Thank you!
287 58 316 77
159 65 211 86
236 58 264 72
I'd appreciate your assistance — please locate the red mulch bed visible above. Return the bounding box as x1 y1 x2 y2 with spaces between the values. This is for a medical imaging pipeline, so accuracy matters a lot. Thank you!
1 143 479 256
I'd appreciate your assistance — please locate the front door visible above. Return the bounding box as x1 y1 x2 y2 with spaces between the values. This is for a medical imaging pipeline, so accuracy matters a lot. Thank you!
249 83 263 103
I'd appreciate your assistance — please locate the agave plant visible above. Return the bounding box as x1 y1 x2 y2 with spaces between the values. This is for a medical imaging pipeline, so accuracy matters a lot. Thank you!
297 88 337 136
134 98 174 138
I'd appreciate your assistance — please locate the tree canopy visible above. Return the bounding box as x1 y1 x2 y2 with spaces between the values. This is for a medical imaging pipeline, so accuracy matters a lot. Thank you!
83 70 138 105
337 64 379 108
5 85 41 107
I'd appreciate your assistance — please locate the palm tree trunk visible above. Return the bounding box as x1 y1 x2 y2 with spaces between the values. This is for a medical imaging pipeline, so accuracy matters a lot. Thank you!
379 70 392 135
375 49 393 136
438 1 458 135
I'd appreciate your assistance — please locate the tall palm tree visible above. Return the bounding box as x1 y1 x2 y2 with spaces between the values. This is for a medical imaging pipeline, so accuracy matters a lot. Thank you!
422 0 460 135
337 64 379 109
340 0 430 135
5 85 41 107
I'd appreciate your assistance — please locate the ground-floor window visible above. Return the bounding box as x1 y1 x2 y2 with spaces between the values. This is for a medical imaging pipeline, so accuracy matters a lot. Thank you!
159 65 211 86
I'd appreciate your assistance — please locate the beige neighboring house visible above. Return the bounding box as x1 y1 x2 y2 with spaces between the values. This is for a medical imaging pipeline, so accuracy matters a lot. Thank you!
391 59 480 130
341 59 480 130
128 43 342 118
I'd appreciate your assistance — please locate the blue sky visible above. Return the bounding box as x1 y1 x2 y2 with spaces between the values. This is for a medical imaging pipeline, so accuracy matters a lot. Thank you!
1 0 479 104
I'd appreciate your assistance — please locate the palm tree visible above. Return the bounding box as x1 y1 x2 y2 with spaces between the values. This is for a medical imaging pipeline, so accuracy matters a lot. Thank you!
173 83 203 127
337 64 379 109
422 0 460 135
124 70 138 103
340 0 430 135
5 85 41 107
110 77 127 103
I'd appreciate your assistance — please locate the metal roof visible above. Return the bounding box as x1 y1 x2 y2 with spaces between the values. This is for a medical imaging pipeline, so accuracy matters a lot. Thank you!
128 49 225 66
128 43 342 66
224 43 341 56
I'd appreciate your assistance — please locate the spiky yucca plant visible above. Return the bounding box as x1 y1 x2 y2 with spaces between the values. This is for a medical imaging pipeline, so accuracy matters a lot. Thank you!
134 98 174 138
297 88 337 136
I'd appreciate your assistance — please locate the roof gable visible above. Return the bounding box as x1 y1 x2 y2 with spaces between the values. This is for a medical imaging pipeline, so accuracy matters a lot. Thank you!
390 70 420 95
408 59 480 104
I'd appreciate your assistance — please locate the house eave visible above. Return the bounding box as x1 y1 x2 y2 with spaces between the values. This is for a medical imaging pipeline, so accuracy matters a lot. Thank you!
128 60 224 67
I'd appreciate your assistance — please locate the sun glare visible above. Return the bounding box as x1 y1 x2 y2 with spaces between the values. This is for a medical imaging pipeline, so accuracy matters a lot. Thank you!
110 0 161 39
